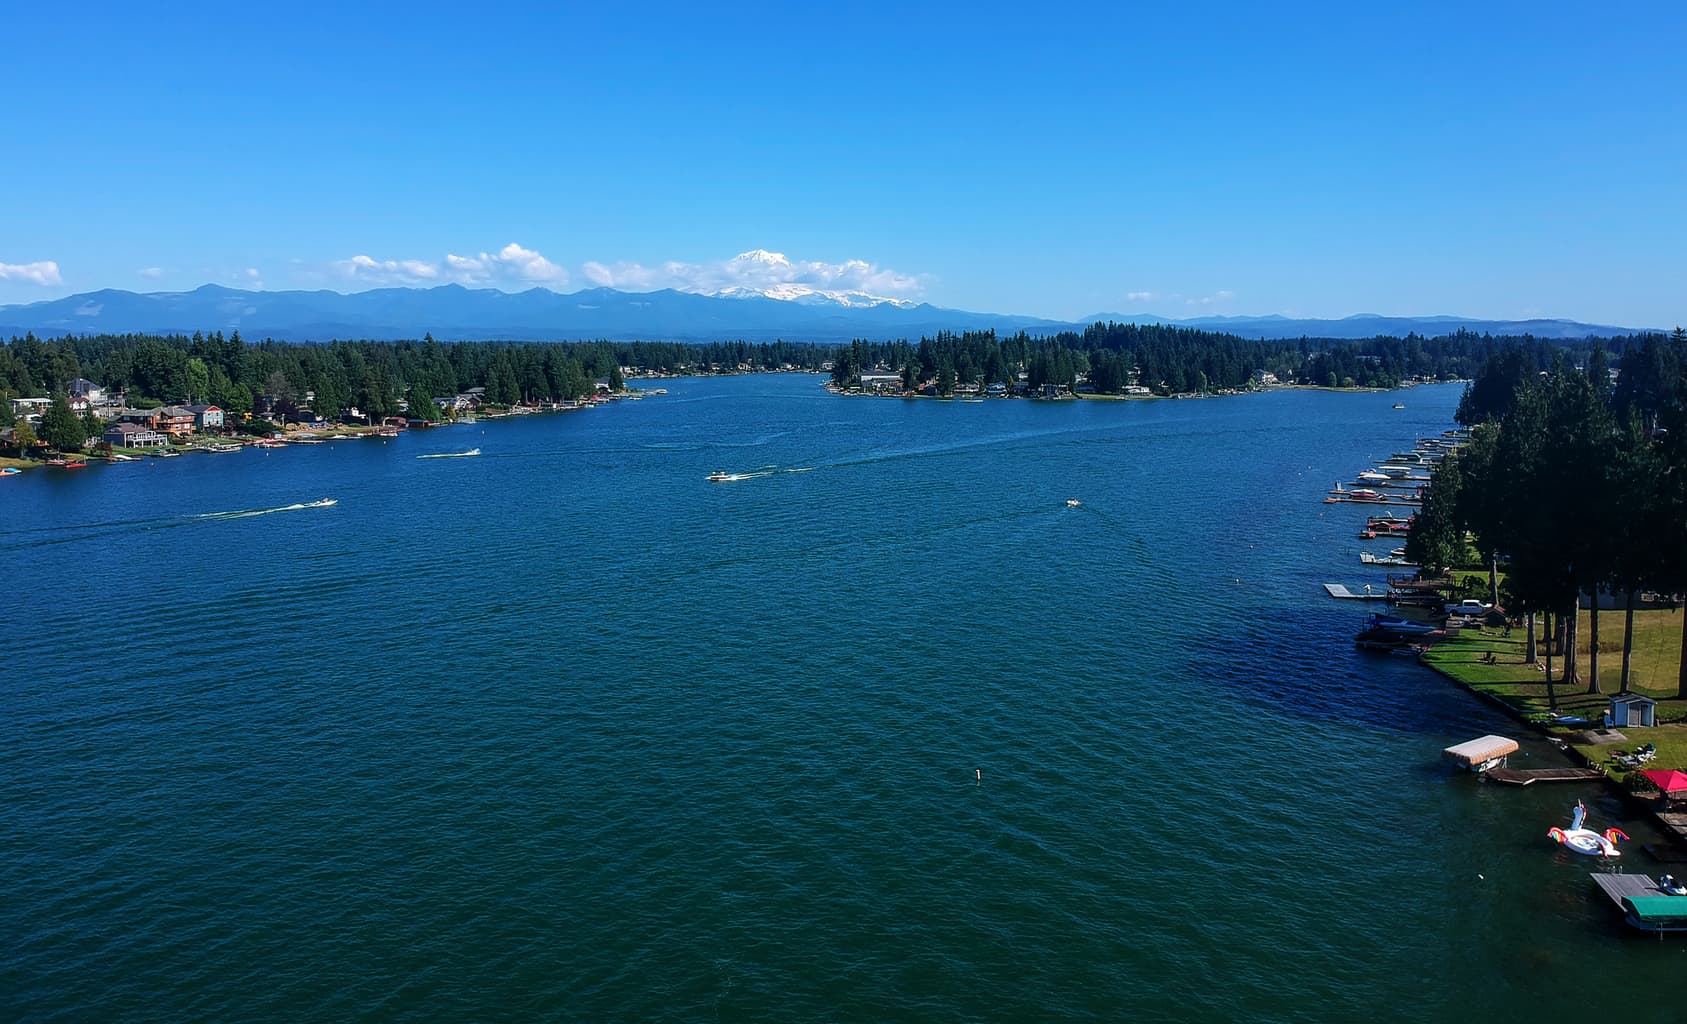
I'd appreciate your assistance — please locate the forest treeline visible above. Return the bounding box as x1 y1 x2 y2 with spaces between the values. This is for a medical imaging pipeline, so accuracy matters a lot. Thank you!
1406 329 1687 701
1 323 1679 423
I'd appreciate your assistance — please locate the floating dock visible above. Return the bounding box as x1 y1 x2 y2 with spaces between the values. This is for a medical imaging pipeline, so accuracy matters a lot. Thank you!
1323 583 1390 601
1588 873 1687 935
1483 767 1606 786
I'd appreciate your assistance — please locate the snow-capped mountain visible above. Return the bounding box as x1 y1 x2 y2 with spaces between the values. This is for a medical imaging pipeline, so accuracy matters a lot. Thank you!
708 250 919 308
713 284 917 308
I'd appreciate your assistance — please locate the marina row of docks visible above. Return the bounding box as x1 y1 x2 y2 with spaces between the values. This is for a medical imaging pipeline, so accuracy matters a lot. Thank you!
1325 426 1687 937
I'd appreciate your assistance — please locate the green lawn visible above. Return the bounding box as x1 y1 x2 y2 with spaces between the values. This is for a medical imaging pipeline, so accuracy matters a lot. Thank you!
1422 609 1687 773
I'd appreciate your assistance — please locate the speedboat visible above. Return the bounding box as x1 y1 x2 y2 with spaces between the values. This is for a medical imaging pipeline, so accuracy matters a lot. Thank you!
1066 499 1082 507
707 471 732 482
1548 800 1627 857
0 467 19 476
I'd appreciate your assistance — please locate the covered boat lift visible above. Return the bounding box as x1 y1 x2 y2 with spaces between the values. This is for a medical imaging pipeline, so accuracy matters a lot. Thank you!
1443 734 1519 773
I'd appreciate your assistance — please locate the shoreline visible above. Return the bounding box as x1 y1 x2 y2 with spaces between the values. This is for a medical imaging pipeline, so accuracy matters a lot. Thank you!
0 392 646 474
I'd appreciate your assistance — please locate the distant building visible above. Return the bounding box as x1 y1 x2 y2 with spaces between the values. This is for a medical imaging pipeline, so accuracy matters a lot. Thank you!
187 404 224 430
860 370 902 394
155 406 196 436
104 422 170 449
69 378 105 403
9 397 51 417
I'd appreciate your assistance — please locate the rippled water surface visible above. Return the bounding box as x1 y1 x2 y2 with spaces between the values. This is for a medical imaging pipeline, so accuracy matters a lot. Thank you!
5 377 1682 1022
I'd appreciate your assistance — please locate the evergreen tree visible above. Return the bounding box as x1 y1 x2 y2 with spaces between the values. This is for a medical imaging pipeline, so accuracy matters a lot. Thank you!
39 394 85 452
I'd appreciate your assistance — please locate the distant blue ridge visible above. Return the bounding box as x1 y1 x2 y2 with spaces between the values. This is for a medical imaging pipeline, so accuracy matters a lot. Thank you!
0 283 1649 343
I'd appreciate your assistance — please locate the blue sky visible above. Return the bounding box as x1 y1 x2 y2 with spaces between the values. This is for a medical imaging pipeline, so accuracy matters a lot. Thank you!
2 2 1683 326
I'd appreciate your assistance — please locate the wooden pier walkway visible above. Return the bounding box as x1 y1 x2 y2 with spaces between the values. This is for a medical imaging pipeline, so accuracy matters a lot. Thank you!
1590 872 1671 907
1484 767 1607 786
1658 811 1687 844
1323 583 1390 601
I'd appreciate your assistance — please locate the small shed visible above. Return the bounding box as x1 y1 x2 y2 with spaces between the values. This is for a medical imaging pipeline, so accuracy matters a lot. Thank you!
1607 694 1657 729
1443 734 1520 773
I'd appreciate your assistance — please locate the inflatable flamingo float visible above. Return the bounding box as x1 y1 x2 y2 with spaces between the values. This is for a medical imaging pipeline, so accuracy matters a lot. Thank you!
1548 800 1629 857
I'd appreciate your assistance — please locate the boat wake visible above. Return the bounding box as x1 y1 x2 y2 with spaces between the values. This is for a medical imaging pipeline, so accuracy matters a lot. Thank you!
418 448 481 459
706 466 812 482
195 499 339 521
0 499 339 552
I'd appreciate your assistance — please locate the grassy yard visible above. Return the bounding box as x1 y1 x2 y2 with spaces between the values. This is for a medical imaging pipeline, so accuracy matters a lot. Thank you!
1422 608 1687 773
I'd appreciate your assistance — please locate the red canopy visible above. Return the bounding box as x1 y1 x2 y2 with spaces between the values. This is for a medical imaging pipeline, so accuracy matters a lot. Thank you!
1640 769 1687 795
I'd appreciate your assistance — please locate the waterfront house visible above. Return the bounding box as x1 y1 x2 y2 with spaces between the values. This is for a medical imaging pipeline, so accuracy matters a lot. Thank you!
104 422 170 449
69 395 92 415
156 406 197 436
9 396 51 418
69 378 105 403
860 370 903 394
118 408 163 428
187 404 225 430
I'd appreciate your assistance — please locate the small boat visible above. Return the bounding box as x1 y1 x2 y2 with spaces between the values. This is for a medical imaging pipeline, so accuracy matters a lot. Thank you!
1066 499 1082 507
1393 403 1405 409
417 448 480 459
206 443 243 453
1364 613 1438 635
154 448 181 458
0 466 19 476
707 471 732 482
1548 801 1628 857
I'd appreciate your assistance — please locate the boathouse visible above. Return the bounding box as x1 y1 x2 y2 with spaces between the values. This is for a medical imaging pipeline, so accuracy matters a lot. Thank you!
1607 694 1657 729
1443 734 1519 773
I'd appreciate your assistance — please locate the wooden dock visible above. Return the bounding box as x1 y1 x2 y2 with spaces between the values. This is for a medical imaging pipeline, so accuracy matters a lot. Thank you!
1658 811 1687 844
1590 872 1671 906
1323 583 1390 601
1484 767 1606 786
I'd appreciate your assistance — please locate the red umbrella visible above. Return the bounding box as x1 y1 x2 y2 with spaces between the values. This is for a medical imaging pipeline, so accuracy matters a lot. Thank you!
1640 769 1687 795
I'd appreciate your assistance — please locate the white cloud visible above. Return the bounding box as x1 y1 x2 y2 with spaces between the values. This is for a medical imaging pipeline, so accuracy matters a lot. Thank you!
582 249 924 300
1185 290 1236 308
1125 291 1155 302
329 245 921 303
336 242 568 288
138 266 166 279
0 259 63 286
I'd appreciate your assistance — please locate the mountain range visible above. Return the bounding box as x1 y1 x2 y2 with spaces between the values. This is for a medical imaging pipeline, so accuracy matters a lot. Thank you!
0 283 1648 343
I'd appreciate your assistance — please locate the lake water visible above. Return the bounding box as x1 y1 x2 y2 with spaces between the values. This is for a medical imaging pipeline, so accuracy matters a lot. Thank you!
4 376 1682 1022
